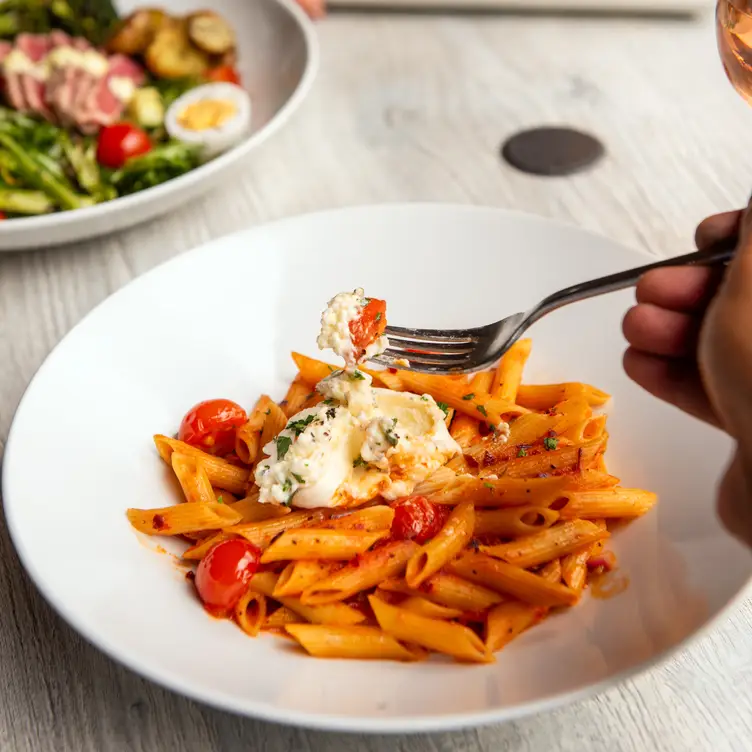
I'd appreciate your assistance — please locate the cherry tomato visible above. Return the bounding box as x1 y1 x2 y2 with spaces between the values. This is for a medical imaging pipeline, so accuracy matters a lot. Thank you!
205 65 242 85
295 0 326 18
96 123 152 169
391 496 449 544
178 398 248 456
0 212 6 220
349 298 387 357
195 538 261 612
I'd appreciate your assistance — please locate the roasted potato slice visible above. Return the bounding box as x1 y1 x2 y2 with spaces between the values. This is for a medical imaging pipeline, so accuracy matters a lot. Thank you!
106 9 168 56
145 23 211 79
187 11 236 55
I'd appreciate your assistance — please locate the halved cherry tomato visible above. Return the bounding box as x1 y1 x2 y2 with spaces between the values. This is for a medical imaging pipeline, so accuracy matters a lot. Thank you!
178 398 248 456
96 123 152 169
349 298 387 358
195 538 261 612
205 65 242 85
391 496 449 544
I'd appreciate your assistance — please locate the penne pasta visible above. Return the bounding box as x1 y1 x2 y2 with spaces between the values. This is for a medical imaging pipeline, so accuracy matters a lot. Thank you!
474 506 560 537
260 528 387 563
315 505 394 532
281 377 315 418
405 502 475 588
257 402 288 464
516 383 610 410
234 589 267 636
229 509 329 549
449 551 579 607
127 502 242 536
154 435 249 495
369 595 492 663
171 452 217 504
415 468 574 507
552 488 658 519
485 600 546 653
249 571 366 626
491 338 532 402
229 491 290 523
300 540 419 606
286 624 423 661
397 596 463 620
481 520 609 569
479 435 607 479
393 371 529 427
136 332 657 662
274 560 342 597
263 605 301 628
379 573 504 612
235 395 275 465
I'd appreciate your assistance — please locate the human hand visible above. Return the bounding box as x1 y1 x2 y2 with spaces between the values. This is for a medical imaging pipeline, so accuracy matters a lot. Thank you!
623 208 752 545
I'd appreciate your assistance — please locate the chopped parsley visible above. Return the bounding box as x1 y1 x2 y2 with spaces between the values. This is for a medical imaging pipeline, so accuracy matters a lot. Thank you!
305 392 314 400
483 482 494 491
292 473 305 484
323 398 336 405
384 418 399 447
287 414 316 436
543 437 559 451
436 401 449 417
462 393 475 401
517 447 528 457
421 395 429 401
265 408 271 415
375 312 382 322
281 479 292 493
349 370 366 381
476 404 488 417
488 424 497 433
275 435 292 460
353 455 368 468
216 495 224 504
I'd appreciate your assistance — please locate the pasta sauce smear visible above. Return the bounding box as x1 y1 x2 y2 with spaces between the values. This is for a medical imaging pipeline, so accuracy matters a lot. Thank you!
126 290 658 663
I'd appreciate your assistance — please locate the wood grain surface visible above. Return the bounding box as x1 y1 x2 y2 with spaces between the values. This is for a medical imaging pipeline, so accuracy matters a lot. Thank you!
1 9 751 751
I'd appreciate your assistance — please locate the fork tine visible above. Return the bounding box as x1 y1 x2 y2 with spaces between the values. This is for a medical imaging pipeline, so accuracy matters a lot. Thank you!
384 325 479 345
381 348 474 367
384 340 477 356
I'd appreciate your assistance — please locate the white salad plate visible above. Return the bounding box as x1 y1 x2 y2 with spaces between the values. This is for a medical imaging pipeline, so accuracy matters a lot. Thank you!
0 0 318 252
3 204 750 733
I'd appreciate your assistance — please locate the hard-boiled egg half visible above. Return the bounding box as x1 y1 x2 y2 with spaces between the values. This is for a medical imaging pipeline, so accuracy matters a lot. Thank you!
165 82 251 160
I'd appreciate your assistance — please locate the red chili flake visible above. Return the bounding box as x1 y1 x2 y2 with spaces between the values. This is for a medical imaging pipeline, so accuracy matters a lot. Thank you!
152 514 167 531
478 422 491 437
185 570 196 582
388 367 398 374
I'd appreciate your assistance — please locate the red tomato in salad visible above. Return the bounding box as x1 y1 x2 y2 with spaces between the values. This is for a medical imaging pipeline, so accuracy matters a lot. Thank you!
349 298 387 356
195 539 261 611
391 496 449 544
178 398 248 456
205 65 242 85
96 123 152 169
295 0 326 18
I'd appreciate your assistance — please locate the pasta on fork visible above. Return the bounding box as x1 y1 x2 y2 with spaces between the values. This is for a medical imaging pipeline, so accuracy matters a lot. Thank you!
127 288 657 663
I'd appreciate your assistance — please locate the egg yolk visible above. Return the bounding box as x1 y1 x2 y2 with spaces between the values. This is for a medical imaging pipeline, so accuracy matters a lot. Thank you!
177 99 238 131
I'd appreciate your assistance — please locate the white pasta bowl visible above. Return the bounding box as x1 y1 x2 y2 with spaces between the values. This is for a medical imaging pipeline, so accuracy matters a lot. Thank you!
3 204 750 733
0 0 317 251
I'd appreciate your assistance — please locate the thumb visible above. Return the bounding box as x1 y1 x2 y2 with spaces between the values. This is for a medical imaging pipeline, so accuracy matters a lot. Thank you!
723 203 752 300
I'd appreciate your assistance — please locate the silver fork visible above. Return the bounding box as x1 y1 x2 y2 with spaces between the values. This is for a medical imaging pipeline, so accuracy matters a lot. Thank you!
371 238 737 374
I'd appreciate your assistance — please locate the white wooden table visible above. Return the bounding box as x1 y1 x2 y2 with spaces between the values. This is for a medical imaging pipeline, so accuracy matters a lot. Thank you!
1 9 751 751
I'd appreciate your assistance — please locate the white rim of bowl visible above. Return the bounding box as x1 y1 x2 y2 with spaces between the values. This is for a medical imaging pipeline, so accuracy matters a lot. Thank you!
0 0 319 235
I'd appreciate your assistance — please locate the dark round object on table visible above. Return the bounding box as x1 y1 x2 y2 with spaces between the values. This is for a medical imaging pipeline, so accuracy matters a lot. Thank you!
500 126 605 176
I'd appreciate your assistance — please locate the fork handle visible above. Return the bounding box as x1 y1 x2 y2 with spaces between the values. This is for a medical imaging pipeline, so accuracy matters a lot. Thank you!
532 235 738 321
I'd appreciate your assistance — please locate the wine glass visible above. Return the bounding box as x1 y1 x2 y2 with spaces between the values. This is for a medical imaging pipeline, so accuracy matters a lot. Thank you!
718 0 752 104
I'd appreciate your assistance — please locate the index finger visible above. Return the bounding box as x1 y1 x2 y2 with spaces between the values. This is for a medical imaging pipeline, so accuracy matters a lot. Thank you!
695 210 743 250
